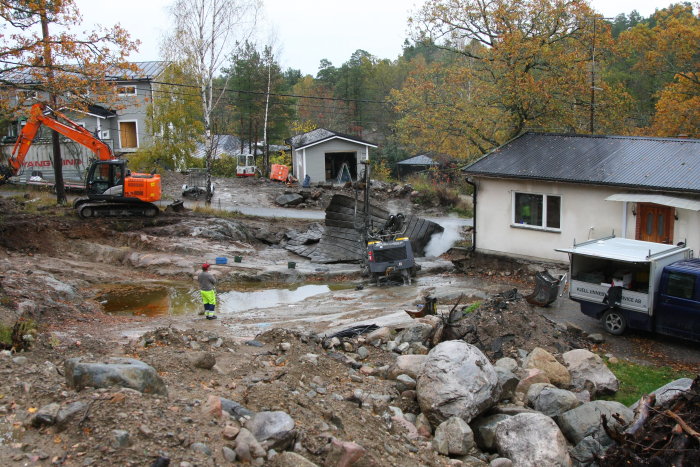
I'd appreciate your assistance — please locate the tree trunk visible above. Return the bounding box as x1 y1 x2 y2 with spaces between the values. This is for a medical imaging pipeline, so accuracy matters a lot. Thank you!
41 10 66 205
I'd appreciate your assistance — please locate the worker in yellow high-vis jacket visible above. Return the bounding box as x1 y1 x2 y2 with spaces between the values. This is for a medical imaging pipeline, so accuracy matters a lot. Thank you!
198 263 217 320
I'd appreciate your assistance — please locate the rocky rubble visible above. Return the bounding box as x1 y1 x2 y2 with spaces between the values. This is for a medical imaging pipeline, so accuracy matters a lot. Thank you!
0 299 696 467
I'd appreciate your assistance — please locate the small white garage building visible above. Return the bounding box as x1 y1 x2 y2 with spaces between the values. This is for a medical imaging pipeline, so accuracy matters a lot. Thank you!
286 129 377 184
463 132 700 262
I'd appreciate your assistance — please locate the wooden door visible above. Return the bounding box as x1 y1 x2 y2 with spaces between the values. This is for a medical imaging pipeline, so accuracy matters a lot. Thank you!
119 121 137 149
636 203 674 244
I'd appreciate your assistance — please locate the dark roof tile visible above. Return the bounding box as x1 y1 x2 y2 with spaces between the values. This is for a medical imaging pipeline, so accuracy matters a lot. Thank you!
464 132 700 193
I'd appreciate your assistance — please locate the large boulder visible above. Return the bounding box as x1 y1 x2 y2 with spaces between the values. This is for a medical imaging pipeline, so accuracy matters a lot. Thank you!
630 378 694 409
495 367 519 401
495 413 571 466
64 357 167 395
387 355 427 380
396 322 433 345
515 368 550 396
523 347 571 388
276 193 304 207
570 436 604 467
533 387 581 418
417 341 499 426
432 416 475 456
244 411 296 451
562 349 619 395
557 400 633 445
471 413 510 451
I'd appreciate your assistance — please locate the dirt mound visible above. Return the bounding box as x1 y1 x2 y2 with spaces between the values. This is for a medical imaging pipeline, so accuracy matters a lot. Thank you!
443 290 590 360
0 326 446 466
600 376 700 466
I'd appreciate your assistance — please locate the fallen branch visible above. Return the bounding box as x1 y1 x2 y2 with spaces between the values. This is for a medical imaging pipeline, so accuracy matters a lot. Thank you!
625 394 656 437
664 410 700 443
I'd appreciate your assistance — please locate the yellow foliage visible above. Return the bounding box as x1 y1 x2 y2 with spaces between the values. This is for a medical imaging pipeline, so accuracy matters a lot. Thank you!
646 76 700 138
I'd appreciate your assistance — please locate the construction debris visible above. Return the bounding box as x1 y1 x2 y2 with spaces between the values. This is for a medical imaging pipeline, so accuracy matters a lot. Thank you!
285 194 443 263
600 376 700 466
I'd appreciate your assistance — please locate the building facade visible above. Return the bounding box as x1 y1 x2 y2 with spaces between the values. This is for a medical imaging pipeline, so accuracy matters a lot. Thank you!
464 133 700 262
287 129 376 183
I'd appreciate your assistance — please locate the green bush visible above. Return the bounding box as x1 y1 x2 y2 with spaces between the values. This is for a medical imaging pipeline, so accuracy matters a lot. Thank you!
211 154 239 177
405 172 472 216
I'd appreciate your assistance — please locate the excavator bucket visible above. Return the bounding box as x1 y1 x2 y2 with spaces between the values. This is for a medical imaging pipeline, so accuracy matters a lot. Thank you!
525 271 562 307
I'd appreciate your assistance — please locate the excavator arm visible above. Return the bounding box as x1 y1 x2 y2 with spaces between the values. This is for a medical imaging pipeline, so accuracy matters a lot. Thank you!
1 103 113 183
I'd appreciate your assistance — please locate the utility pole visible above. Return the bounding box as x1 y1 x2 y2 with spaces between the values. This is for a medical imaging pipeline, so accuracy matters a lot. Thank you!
589 16 612 134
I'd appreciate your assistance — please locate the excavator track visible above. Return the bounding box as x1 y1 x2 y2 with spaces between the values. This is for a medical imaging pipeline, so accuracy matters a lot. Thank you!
75 201 159 219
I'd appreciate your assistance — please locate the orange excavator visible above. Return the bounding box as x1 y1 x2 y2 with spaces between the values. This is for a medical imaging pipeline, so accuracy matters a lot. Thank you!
0 103 162 218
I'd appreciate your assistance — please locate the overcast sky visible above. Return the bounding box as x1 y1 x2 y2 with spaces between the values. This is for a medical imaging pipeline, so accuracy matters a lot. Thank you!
73 0 680 76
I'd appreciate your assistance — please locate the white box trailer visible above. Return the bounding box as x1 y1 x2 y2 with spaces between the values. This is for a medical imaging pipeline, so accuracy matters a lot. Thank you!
556 236 696 338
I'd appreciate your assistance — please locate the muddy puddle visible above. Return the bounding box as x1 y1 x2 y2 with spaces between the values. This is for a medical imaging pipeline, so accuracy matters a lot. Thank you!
96 282 355 317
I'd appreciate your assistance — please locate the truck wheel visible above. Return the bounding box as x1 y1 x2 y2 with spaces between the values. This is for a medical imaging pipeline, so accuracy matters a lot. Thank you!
602 309 627 335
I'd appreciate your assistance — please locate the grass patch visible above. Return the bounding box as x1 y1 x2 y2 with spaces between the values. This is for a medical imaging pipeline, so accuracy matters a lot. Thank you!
463 301 481 314
191 205 247 219
8 192 62 213
602 359 694 406
0 324 12 348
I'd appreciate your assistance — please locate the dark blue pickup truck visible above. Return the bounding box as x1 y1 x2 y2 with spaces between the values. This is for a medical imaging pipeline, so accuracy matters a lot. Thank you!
558 237 700 342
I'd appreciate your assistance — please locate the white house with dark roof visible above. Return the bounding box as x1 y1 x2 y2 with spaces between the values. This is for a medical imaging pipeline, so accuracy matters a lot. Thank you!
286 129 377 183
463 132 700 262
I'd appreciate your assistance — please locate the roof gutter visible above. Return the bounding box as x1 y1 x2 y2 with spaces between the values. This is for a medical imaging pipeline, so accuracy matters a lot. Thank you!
466 177 477 252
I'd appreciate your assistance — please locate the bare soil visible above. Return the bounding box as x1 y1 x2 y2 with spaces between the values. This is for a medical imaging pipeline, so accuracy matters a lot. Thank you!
0 176 697 466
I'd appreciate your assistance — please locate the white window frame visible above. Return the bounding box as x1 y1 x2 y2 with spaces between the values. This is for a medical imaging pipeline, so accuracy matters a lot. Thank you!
118 120 139 150
511 191 562 232
117 85 137 96
17 90 38 100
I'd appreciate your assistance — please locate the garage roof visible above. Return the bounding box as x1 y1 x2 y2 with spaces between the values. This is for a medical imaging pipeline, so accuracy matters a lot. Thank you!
286 129 377 150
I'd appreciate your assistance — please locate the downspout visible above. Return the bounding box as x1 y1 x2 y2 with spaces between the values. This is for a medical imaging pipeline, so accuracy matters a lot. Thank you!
466 177 477 252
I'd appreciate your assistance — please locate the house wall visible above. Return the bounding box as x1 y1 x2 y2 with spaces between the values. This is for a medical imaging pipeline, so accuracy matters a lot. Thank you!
293 139 370 183
474 178 700 262
4 80 154 154
113 81 153 152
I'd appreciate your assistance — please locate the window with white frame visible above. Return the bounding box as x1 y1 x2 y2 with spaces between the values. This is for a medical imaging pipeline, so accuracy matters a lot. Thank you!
512 192 561 230
117 85 137 96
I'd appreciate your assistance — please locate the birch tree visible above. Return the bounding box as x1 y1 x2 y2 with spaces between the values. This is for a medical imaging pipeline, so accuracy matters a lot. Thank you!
167 0 260 202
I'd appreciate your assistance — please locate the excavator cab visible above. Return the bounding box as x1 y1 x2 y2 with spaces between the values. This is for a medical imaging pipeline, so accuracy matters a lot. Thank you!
86 160 125 196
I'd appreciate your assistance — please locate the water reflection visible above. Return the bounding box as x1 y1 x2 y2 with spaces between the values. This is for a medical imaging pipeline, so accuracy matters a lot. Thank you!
98 283 334 317
218 284 330 313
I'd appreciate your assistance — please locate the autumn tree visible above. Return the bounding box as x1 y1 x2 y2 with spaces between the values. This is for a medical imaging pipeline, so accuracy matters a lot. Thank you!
395 0 631 161
0 0 138 203
616 3 700 137
142 61 205 170
167 0 260 203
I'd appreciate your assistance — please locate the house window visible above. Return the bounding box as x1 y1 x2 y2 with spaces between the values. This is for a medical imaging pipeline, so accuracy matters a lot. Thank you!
18 90 38 100
513 192 561 230
117 85 137 96
119 121 138 149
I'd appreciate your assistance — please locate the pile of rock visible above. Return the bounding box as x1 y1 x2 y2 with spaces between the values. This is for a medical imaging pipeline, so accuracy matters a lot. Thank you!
381 340 644 466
